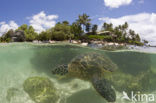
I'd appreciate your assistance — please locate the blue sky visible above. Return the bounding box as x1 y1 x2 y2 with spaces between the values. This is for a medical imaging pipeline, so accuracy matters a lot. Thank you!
0 0 155 24
0 0 156 45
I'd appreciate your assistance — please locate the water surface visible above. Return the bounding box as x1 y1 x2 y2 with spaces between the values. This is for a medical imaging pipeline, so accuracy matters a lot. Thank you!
0 43 155 103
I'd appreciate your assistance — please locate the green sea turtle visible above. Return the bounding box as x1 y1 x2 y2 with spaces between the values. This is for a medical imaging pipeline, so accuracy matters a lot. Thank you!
52 52 118 102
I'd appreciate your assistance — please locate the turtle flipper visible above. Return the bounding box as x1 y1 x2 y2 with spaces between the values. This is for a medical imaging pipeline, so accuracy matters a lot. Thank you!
52 64 68 76
92 78 116 102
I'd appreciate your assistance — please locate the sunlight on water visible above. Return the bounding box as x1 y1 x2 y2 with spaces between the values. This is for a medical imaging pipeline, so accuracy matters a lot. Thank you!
0 43 155 103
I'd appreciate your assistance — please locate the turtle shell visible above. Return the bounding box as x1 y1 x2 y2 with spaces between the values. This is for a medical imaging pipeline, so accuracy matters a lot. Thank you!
68 52 118 81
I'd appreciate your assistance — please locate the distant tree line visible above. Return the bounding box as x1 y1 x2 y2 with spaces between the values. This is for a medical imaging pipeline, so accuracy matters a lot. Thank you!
0 13 147 46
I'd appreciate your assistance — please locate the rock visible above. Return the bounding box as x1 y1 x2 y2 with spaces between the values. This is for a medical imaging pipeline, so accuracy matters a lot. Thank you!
77 40 81 43
72 40 78 44
107 42 114 46
33 40 39 43
23 76 59 103
114 43 119 46
97 44 103 46
42 41 50 43
120 43 125 46
49 40 56 44
81 43 88 46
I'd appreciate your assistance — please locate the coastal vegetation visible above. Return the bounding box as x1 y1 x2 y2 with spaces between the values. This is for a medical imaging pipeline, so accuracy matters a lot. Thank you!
0 13 147 46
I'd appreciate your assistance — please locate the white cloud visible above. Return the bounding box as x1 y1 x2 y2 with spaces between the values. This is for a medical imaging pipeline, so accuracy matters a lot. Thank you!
0 21 18 36
99 13 156 45
29 11 58 33
104 0 132 8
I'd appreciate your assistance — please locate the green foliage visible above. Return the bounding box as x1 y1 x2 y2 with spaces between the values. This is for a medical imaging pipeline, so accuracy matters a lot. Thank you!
51 22 74 40
5 38 11 42
78 35 89 42
143 40 148 44
38 30 51 41
100 22 144 45
0 14 146 45
92 24 98 35
18 24 28 31
85 23 91 33
88 35 112 41
3 29 14 39
62 21 69 25
0 29 14 42
128 40 144 46
25 26 38 41
77 13 91 32
18 24 38 41
134 41 144 46
71 22 83 37
102 23 113 32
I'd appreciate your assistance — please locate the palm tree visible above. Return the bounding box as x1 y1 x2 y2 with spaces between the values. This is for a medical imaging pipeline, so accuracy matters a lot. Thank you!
77 13 91 33
92 24 98 34
86 23 91 33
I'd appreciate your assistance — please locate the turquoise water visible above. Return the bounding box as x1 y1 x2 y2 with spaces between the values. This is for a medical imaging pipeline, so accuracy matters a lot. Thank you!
0 43 155 103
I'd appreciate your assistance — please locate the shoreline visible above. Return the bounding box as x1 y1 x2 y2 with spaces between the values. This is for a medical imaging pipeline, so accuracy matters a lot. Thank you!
0 41 156 54
0 40 154 47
